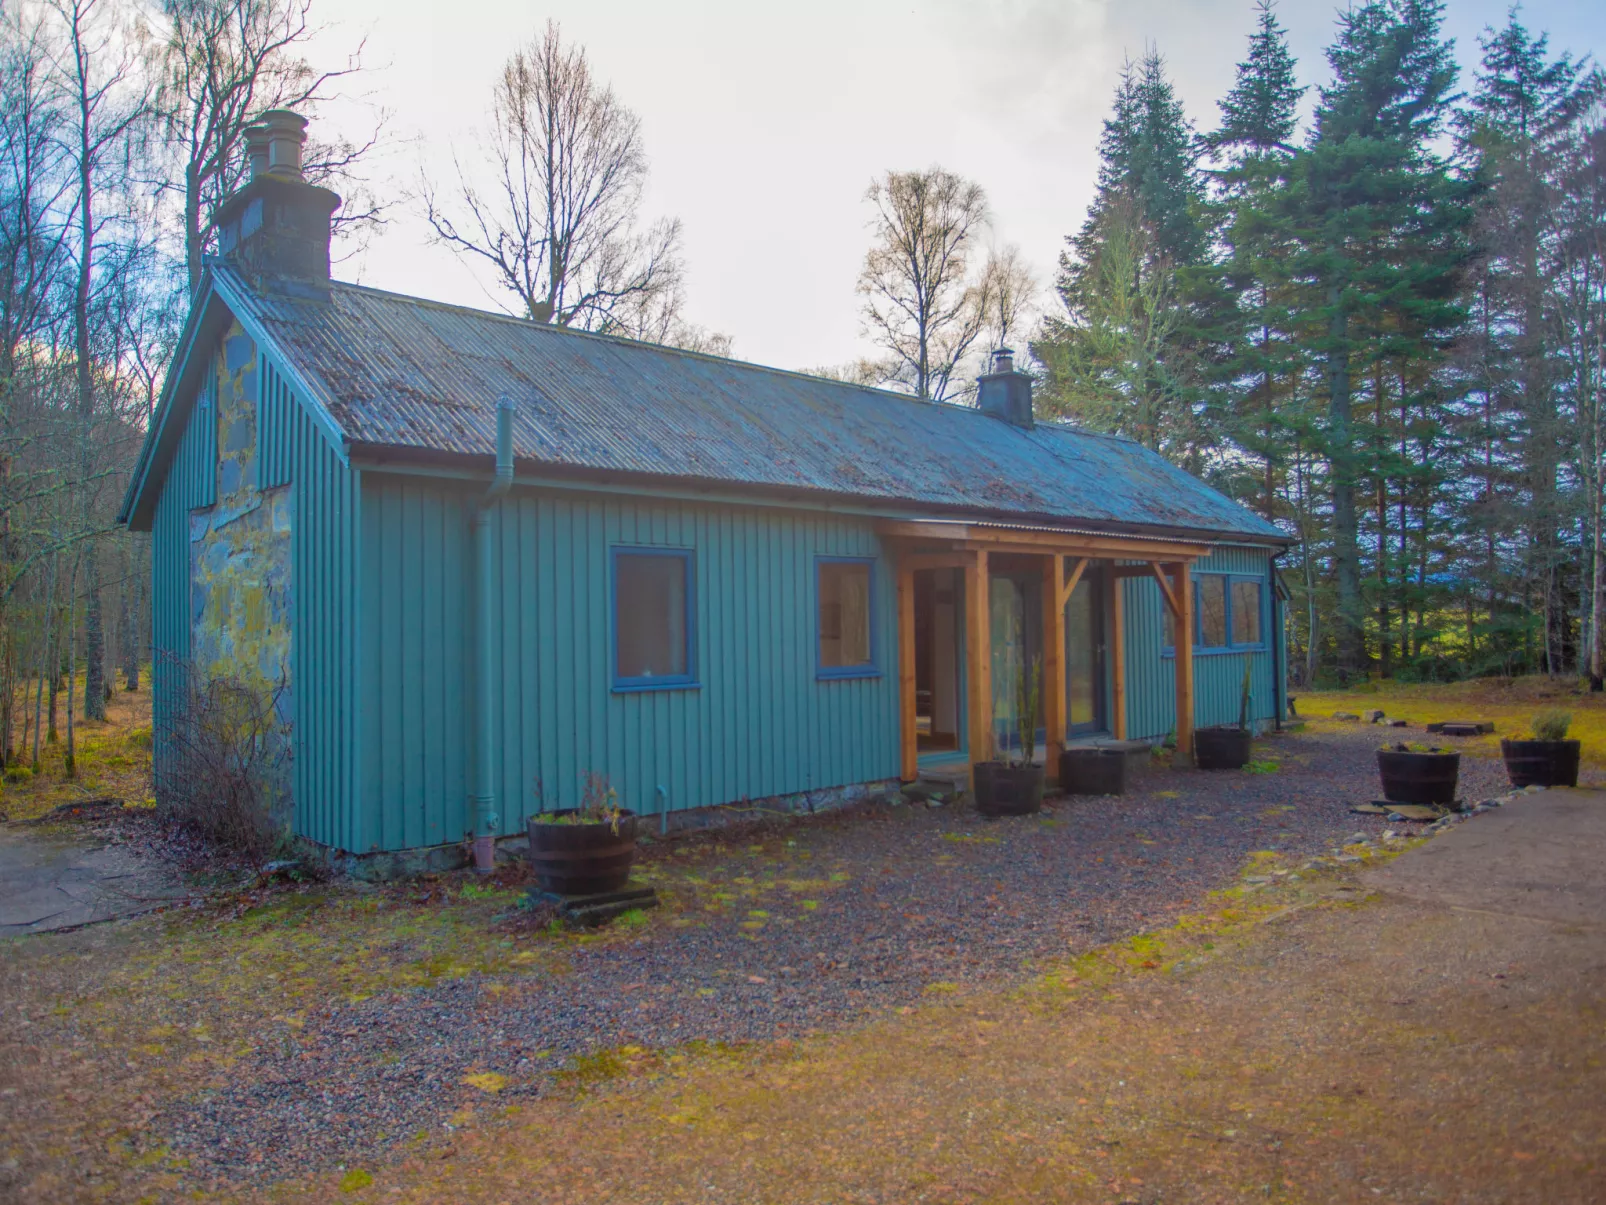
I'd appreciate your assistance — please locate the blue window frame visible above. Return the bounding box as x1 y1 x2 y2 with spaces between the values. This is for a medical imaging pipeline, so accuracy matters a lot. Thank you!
611 547 697 691
816 556 879 679
1163 573 1265 656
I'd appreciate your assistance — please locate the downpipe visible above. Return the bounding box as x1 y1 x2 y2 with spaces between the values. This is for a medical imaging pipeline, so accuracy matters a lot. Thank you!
471 396 515 873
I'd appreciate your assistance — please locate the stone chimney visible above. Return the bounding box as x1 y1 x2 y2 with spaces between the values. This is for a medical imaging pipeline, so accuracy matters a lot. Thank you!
215 109 341 286
976 347 1033 428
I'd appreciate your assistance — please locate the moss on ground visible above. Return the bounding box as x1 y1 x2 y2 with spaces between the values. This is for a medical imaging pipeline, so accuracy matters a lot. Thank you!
0 673 154 822
1302 674 1606 779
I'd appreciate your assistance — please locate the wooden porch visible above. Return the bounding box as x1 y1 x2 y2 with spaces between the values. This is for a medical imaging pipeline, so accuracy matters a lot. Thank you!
880 520 1214 783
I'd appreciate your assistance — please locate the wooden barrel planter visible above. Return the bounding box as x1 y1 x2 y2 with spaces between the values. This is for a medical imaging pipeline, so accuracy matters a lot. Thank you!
1059 747 1127 796
527 809 639 896
1195 726 1252 770
1500 739 1580 788
973 763 1046 817
1376 748 1460 805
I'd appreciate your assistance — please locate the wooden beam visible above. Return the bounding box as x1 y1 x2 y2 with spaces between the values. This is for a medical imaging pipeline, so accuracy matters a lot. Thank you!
1149 562 1182 618
951 534 1212 559
1058 556 1089 615
896 551 977 572
1107 565 1127 740
898 559 918 781
1041 555 1066 781
1171 561 1194 763
873 519 1213 561
965 547 992 766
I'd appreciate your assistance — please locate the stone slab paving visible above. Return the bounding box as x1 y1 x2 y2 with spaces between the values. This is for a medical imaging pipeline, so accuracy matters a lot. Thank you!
0 822 189 935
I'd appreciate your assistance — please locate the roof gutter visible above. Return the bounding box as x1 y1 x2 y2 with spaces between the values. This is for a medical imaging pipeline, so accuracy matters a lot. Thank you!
469 395 515 873
345 445 1292 548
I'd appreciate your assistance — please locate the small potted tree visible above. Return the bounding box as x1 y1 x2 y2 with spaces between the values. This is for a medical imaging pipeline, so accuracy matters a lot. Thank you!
527 772 639 896
1377 743 1460 805
1501 709 1580 788
1195 658 1254 770
973 652 1045 817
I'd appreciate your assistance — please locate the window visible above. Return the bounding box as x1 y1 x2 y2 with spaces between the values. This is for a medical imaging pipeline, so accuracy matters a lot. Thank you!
1232 579 1262 646
818 558 877 678
612 548 695 690
1198 576 1228 648
1161 572 1267 654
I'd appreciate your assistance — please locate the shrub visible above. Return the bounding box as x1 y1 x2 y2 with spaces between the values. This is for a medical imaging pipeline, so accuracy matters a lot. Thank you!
1530 709 1572 742
155 657 291 862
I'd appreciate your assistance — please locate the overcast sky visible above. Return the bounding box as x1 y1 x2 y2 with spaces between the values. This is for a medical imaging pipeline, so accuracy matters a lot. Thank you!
315 0 1606 375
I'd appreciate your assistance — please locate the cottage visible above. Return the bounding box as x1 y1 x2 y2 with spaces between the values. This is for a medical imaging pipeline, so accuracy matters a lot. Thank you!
120 112 1291 871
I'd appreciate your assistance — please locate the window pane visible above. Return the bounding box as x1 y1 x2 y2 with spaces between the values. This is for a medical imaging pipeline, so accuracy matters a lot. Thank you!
820 562 872 669
1199 576 1227 648
1232 579 1261 645
616 554 688 680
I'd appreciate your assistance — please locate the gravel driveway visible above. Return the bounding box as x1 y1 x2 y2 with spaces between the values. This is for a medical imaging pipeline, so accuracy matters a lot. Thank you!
159 726 1508 1181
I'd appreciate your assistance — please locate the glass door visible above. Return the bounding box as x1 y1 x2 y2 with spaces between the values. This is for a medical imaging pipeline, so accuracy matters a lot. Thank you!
989 572 1043 756
1065 567 1106 734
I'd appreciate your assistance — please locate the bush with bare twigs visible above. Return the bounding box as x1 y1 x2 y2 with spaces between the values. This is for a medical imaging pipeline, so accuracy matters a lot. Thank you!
154 657 294 862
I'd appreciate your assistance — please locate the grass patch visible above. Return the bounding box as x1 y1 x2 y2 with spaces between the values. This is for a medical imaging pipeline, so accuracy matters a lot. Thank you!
1301 674 1606 779
0 673 153 822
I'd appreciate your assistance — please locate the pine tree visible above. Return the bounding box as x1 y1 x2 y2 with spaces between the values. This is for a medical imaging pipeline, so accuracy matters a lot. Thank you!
1457 16 1604 675
1277 0 1472 679
1037 49 1211 462
1204 0 1305 520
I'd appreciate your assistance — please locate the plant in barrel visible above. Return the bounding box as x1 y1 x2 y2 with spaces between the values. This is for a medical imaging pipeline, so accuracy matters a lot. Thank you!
527 772 640 895
1197 649 1255 770
1500 709 1579 788
972 611 1046 817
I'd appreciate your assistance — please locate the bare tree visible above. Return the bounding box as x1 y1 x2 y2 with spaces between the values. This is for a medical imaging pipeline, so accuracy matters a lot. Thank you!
424 21 682 330
154 0 380 294
857 167 991 401
49 0 150 721
977 243 1038 357
600 278 732 356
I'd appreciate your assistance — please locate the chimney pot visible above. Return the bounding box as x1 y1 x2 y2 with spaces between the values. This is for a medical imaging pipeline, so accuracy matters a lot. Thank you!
215 108 339 287
992 346 1015 375
260 108 308 181
244 121 270 180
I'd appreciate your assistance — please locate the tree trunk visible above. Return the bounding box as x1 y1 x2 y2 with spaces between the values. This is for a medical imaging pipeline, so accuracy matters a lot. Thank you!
1326 300 1365 678
30 551 55 770
84 555 104 719
120 544 139 691
64 552 79 778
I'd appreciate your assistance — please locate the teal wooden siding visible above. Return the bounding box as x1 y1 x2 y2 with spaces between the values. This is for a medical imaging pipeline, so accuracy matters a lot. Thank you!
278 353 359 850
147 329 357 848
150 361 216 785
1120 544 1280 741
356 476 900 852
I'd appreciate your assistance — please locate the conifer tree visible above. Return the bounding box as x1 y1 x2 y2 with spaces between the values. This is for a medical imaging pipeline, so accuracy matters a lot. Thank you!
1037 49 1211 462
1204 0 1305 520
1278 0 1471 678
1457 16 1604 673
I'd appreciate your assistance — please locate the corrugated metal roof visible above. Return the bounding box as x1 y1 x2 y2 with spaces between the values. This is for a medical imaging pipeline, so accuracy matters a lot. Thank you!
221 266 1285 542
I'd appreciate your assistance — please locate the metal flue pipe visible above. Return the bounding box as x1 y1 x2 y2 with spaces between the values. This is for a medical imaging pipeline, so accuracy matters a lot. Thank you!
470 396 515 872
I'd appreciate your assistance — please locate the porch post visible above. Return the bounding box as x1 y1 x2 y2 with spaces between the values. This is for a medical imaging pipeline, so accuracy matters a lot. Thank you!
1041 554 1065 779
897 558 917 781
1171 561 1194 763
1107 564 1127 740
965 548 992 765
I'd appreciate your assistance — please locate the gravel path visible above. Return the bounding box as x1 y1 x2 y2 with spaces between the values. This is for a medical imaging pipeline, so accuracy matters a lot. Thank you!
160 727 1508 1180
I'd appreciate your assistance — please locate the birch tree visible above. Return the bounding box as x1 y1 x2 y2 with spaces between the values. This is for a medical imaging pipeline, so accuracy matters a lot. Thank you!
857 166 990 401
424 20 683 331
